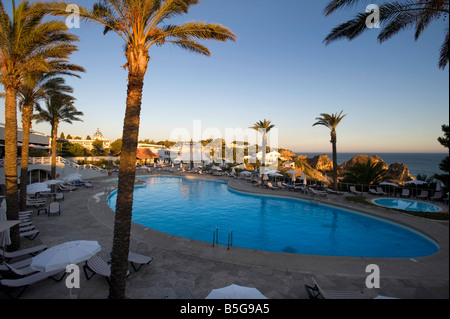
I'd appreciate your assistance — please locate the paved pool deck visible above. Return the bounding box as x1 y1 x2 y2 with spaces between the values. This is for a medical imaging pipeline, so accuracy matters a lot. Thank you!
2 172 448 299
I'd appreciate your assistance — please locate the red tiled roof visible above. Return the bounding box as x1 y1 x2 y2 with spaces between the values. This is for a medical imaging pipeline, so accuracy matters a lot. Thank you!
136 148 160 159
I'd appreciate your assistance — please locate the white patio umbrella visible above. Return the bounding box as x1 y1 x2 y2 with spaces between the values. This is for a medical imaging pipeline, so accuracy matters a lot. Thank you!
268 172 283 182
286 170 298 184
205 284 268 299
405 180 428 186
43 179 64 185
379 182 398 196
300 172 307 185
63 173 82 182
30 240 101 272
379 182 398 187
211 165 222 171
1 199 22 262
1 199 11 247
436 180 442 191
27 182 50 194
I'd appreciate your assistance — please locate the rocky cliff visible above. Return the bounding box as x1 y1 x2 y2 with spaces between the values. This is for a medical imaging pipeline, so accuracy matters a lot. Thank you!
384 162 415 184
307 154 333 171
337 155 388 175
280 153 414 185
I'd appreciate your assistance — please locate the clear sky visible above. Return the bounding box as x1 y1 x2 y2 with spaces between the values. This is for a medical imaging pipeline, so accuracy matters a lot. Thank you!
2 0 449 153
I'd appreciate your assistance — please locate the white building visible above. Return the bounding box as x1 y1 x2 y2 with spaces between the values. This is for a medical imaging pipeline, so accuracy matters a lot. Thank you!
245 151 280 169
172 143 212 165
66 128 111 151
0 122 50 152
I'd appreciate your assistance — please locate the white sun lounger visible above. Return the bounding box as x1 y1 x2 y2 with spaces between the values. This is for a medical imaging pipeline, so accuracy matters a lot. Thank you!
83 255 130 285
310 189 327 197
267 182 279 190
376 187 388 196
20 229 40 240
0 244 47 261
84 182 93 188
4 261 38 277
0 258 33 272
305 277 373 299
401 189 410 198
349 186 363 196
0 269 65 298
128 252 153 272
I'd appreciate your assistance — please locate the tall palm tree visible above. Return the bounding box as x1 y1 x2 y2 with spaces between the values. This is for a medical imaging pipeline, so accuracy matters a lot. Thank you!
323 0 449 69
33 92 83 179
313 111 347 190
46 0 237 299
250 119 275 182
0 0 80 250
342 159 387 185
18 73 83 210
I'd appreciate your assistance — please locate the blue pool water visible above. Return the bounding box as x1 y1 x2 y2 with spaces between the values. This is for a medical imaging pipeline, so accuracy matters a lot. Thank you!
107 176 439 258
372 198 442 212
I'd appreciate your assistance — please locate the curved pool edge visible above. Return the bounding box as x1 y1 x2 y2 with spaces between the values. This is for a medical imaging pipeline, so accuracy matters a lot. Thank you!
371 198 444 213
88 173 449 279
227 179 444 250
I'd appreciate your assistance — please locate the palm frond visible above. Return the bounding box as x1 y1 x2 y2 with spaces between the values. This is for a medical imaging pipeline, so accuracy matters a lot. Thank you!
150 0 199 27
323 12 370 44
324 0 450 69
250 119 275 133
168 39 210 55
324 0 371 16
439 29 449 69
162 21 236 42
313 111 346 131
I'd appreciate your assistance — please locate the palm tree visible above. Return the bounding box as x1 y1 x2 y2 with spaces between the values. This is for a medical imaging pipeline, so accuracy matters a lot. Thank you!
0 0 80 250
46 0 237 299
18 73 84 210
323 0 449 69
33 92 83 179
313 111 347 190
434 124 449 187
250 119 275 182
342 159 387 185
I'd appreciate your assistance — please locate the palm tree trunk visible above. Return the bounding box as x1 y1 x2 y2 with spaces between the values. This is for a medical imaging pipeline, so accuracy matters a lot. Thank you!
260 133 267 183
4 88 20 251
331 131 338 190
109 47 149 299
51 122 58 179
19 104 33 210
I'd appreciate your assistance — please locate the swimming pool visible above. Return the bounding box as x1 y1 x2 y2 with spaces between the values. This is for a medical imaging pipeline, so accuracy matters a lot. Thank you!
107 176 439 258
372 198 442 212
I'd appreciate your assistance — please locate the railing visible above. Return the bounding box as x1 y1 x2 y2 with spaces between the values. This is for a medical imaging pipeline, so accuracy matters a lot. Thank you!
0 156 108 174
212 228 233 250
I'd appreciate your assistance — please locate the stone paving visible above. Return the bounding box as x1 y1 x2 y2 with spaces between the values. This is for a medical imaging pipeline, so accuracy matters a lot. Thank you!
1 172 448 299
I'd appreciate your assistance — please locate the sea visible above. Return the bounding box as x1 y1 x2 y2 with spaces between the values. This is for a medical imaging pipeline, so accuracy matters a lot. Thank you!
294 153 448 179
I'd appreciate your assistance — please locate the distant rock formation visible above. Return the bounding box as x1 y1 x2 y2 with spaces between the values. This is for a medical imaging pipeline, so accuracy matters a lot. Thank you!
280 153 415 185
337 155 414 184
279 149 296 161
338 155 387 176
307 154 333 172
384 162 414 184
